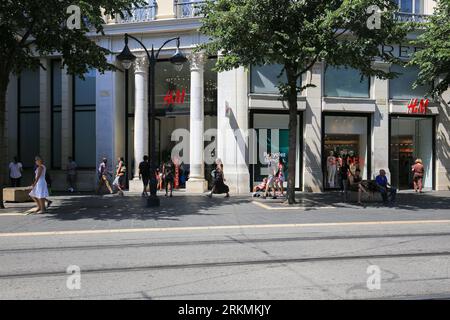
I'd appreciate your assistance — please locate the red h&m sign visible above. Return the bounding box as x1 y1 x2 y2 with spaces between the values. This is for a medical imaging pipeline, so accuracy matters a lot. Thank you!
164 88 186 106
407 98 429 114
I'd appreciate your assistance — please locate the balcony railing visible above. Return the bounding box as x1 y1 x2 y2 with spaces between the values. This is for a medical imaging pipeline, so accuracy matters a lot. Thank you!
174 0 206 18
114 4 157 24
395 12 429 23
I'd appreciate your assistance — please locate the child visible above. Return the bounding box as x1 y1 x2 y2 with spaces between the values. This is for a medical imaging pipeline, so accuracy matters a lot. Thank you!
252 178 268 197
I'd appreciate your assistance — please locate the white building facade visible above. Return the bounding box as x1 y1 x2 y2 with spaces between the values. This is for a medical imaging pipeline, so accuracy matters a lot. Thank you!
5 0 450 193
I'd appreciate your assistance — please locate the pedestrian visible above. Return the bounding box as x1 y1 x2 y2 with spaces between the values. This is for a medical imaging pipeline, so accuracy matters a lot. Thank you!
412 158 424 193
96 158 113 194
158 164 164 191
340 156 350 201
8 156 23 187
113 157 126 196
163 156 175 197
139 155 151 197
28 156 49 214
66 156 77 192
349 168 368 205
375 169 397 204
276 157 285 196
263 153 278 199
208 162 230 198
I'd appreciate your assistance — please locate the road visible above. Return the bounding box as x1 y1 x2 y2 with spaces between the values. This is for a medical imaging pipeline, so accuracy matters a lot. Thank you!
1 193 450 299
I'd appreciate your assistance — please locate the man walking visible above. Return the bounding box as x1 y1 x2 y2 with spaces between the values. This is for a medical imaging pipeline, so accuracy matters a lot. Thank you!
8 156 23 187
66 156 77 192
139 155 151 197
96 158 113 194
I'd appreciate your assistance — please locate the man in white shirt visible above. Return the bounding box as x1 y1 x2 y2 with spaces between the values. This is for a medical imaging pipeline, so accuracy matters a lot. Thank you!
8 157 23 187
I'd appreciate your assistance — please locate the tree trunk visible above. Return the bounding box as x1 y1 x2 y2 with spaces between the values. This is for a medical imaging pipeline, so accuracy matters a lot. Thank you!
286 68 298 205
0 70 10 209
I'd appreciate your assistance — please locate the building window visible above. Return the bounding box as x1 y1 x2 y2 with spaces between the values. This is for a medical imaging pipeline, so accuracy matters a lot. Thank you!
251 64 287 94
395 0 423 14
18 68 40 167
155 60 190 112
324 65 370 98
51 60 62 168
250 113 302 189
323 115 370 189
73 69 96 168
389 65 430 100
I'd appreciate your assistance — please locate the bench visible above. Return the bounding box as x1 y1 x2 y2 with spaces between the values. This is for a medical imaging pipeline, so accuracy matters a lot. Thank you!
3 187 33 202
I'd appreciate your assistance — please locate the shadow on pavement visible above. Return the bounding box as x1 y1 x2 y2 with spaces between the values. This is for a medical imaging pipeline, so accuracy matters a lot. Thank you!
42 193 252 222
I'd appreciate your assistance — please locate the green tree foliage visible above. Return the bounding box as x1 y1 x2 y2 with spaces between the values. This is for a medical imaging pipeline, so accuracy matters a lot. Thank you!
0 0 145 208
410 0 450 99
199 0 408 203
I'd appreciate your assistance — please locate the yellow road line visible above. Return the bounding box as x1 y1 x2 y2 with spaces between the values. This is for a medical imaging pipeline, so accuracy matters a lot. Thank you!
252 201 335 210
1 220 450 238
0 213 26 217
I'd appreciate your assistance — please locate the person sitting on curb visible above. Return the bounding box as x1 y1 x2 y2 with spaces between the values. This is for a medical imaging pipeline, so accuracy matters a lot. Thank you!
375 169 396 204
349 168 368 206
252 178 268 197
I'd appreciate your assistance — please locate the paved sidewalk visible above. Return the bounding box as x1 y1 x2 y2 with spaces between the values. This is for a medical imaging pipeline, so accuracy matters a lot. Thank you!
0 190 448 234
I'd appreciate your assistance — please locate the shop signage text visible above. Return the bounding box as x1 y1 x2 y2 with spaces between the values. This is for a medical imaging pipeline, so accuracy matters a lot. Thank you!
164 88 186 106
407 98 429 114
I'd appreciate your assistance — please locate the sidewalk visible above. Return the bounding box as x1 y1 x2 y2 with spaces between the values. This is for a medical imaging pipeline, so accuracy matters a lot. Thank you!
1 190 449 215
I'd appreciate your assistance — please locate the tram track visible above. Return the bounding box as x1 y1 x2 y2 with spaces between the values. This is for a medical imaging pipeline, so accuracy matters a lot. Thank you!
1 231 450 254
1 249 450 280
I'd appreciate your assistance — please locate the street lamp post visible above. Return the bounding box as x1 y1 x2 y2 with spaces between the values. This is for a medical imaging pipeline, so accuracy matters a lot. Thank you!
117 33 187 207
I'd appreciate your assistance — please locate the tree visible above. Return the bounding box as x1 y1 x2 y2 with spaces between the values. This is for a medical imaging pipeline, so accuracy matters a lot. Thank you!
409 0 450 100
199 0 408 204
0 0 145 208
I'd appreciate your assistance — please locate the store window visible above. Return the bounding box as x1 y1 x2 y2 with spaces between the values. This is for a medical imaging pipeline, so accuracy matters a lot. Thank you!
323 115 369 189
155 60 190 113
324 65 370 98
390 116 433 190
51 60 62 168
251 113 301 189
73 69 96 168
389 65 430 100
19 68 40 167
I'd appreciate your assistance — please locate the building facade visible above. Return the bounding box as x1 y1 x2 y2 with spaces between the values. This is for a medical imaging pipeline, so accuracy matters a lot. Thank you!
5 0 450 193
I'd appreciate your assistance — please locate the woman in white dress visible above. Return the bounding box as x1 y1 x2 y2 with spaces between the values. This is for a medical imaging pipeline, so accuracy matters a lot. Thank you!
29 156 49 214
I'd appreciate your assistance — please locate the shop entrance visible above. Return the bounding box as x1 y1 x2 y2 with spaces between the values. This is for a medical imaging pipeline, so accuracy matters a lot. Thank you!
389 116 434 190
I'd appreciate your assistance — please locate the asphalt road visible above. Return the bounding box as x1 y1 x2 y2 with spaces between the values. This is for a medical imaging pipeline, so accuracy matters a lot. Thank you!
1 193 450 300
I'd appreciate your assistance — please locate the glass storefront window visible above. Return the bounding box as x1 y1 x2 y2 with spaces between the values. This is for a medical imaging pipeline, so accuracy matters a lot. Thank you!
251 113 301 189
389 65 430 100
73 69 96 168
323 116 369 189
324 66 370 98
390 116 433 190
51 60 62 168
155 60 190 112
19 68 40 167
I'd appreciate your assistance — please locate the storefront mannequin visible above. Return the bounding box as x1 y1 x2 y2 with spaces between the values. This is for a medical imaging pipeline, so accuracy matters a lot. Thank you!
327 151 337 188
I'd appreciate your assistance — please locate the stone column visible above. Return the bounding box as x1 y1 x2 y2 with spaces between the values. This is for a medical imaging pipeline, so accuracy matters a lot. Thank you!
186 51 207 193
303 62 324 192
372 61 390 180
39 58 51 164
130 56 149 191
217 66 250 194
